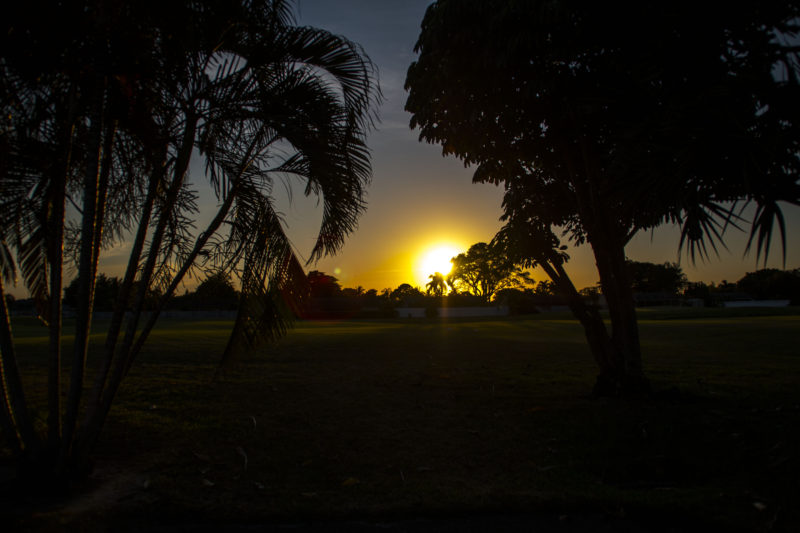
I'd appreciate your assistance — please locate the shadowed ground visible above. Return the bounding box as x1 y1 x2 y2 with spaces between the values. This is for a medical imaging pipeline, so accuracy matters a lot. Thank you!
3 308 799 531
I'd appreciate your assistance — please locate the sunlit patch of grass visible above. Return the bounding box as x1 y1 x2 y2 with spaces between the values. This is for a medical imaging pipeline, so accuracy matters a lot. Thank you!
6 309 800 530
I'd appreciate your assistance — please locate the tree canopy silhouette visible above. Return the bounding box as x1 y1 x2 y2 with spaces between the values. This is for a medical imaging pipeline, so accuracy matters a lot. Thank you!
736 268 800 302
447 242 533 302
627 261 688 295
1 0 379 486
63 274 121 312
307 270 343 298
406 0 800 395
194 271 239 310
390 283 425 305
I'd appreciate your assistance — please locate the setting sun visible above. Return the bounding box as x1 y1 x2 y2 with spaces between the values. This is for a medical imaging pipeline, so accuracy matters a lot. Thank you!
415 243 463 286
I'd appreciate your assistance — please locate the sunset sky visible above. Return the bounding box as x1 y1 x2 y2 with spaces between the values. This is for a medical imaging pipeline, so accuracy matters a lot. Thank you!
43 0 800 299
280 0 800 291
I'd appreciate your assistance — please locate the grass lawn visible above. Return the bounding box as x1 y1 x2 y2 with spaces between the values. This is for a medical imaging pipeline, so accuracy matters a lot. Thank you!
4 308 800 531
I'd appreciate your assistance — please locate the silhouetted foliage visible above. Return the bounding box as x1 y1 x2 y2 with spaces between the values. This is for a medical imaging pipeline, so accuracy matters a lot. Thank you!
736 268 800 303
340 286 366 299
390 283 425 306
425 272 448 297
406 0 800 396
683 282 713 306
63 274 120 312
627 261 688 295
1 0 378 486
579 286 601 300
532 281 556 297
447 242 533 302
193 271 239 310
495 288 539 315
308 270 343 298
303 271 365 319
441 292 487 308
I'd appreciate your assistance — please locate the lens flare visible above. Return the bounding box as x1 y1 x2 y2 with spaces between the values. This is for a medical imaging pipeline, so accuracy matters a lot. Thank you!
416 244 462 286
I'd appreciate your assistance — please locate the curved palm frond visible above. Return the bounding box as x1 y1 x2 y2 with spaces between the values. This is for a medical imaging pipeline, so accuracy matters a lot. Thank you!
746 200 788 267
675 200 737 264
201 49 375 262
233 21 380 122
257 68 371 261
0 78 61 316
217 181 308 368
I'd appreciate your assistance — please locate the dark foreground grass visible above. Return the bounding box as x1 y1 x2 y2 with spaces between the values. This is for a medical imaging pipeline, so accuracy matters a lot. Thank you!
4 309 800 531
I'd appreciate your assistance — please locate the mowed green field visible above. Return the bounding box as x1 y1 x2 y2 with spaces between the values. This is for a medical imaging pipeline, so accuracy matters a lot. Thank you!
7 309 800 530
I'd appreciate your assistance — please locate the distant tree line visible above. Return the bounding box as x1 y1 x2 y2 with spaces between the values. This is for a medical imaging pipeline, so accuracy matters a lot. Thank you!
301 259 800 319
58 271 240 313
685 268 800 306
7 263 799 318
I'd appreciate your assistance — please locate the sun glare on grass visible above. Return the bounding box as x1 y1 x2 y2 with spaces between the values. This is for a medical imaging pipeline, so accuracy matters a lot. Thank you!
415 243 462 286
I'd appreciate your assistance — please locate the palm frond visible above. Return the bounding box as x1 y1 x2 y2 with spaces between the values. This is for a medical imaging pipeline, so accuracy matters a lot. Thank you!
99 132 153 246
745 200 789 267
17 224 49 320
268 26 380 124
677 200 740 264
149 183 200 294
218 193 308 370
204 58 373 263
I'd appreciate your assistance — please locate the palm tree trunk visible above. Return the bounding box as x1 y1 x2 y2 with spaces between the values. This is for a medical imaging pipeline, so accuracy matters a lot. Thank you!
91 121 116 281
46 82 80 454
121 134 263 375
46 169 66 454
59 80 107 474
0 276 36 455
114 114 197 364
72 158 164 472
47 83 78 456
83 181 234 452
72 116 197 471
77 152 248 465
82 160 163 425
74 130 266 466
124 178 241 374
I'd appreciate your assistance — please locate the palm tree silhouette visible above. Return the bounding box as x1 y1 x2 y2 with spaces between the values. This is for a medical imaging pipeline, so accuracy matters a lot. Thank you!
426 272 448 297
1 0 379 482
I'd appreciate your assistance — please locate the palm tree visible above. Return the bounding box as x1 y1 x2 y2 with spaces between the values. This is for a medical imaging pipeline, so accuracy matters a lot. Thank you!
426 272 448 297
1 0 380 485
